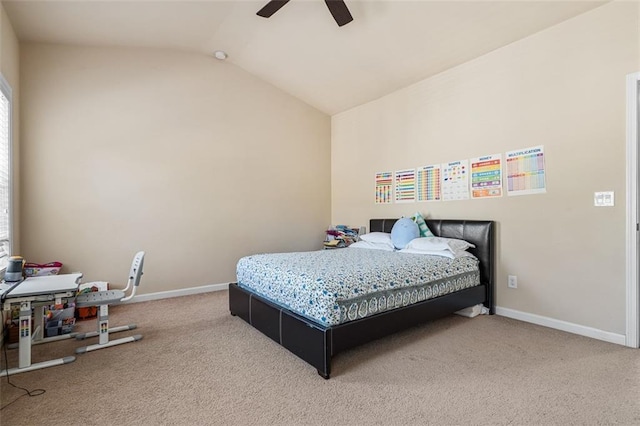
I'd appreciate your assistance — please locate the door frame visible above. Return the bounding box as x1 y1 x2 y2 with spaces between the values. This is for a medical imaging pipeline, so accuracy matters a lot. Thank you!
626 71 639 348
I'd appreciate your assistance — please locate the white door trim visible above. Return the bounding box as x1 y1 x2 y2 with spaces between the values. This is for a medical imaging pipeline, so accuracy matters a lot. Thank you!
626 71 640 348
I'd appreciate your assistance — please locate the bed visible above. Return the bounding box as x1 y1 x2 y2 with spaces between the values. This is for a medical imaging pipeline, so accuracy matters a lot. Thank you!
229 218 495 379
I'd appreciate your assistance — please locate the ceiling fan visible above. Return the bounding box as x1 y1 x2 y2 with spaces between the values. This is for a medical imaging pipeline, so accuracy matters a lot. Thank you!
257 0 353 27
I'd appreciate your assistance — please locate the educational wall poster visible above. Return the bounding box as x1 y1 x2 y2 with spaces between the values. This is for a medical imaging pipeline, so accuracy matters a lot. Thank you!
471 154 503 199
416 164 441 202
506 145 547 196
395 168 416 203
441 160 470 201
374 171 393 204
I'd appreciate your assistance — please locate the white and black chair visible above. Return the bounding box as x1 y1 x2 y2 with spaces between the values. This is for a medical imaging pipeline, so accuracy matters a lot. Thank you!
75 251 145 354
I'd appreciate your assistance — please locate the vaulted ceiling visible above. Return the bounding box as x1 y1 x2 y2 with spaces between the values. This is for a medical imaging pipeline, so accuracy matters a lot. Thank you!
3 0 606 115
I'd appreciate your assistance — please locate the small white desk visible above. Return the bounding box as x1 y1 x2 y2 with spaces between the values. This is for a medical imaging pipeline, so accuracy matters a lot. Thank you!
1 273 82 377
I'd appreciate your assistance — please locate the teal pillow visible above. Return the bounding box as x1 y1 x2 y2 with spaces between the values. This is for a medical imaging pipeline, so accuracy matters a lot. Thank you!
390 218 420 249
411 212 434 238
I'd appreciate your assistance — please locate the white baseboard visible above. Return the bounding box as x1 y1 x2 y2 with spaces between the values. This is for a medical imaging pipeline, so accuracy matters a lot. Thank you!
129 291 627 346
124 282 229 304
495 306 626 346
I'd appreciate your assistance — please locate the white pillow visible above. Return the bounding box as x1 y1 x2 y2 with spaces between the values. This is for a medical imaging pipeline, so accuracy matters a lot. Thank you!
404 237 475 252
399 248 456 258
359 232 393 245
349 240 395 251
399 248 476 259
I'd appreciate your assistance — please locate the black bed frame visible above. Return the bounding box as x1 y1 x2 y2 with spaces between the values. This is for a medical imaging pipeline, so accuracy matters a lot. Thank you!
229 219 495 379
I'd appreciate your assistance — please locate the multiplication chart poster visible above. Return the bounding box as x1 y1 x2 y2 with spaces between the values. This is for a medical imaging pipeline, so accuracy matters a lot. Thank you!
416 164 441 202
375 171 393 204
506 146 546 196
395 168 416 203
471 154 503 199
441 160 469 201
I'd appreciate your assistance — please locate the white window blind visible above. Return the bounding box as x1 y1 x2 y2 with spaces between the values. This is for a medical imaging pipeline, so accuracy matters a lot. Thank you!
0 74 11 267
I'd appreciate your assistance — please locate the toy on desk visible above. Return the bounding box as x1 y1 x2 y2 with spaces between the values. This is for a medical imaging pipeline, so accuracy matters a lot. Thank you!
5 256 25 282
23 261 63 277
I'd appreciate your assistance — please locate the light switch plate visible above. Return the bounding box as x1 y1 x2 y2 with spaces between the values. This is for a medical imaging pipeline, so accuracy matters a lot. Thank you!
594 191 615 207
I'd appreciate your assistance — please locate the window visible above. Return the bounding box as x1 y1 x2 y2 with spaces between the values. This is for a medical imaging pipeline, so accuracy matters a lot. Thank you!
0 74 12 270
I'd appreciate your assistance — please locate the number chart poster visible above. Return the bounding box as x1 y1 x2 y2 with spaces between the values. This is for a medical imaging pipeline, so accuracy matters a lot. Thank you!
441 160 469 201
374 171 393 204
506 146 547 196
416 164 441 202
471 154 503 199
395 168 416 203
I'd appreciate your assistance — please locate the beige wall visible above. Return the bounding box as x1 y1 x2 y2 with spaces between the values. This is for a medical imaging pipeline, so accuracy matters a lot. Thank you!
0 2 20 254
0 4 18 88
20 43 331 293
332 2 640 335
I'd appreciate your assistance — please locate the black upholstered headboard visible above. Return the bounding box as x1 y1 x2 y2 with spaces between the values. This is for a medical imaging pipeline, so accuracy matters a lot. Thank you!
369 219 495 313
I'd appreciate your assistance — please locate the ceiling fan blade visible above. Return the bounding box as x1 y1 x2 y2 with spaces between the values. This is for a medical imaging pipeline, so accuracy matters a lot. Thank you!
324 0 353 27
257 0 291 18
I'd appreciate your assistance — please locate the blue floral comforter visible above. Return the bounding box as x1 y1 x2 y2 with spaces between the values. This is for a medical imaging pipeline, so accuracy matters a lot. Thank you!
236 248 480 327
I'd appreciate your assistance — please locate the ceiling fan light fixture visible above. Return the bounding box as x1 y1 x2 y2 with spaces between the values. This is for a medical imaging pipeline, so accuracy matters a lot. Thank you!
257 0 353 27
213 50 228 60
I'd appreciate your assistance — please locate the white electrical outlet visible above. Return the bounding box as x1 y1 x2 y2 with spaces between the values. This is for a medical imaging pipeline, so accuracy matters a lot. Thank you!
594 191 615 207
508 275 518 289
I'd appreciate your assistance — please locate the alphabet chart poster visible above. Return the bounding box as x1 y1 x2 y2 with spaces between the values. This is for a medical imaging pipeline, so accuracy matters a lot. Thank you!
416 164 441 202
375 171 393 204
395 168 416 203
506 145 546 196
441 160 469 201
471 154 503 198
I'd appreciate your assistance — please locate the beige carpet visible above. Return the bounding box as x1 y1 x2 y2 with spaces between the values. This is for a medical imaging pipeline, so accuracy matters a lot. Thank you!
1 290 639 425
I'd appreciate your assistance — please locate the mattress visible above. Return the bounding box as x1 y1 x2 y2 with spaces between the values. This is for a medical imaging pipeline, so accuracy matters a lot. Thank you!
236 247 481 327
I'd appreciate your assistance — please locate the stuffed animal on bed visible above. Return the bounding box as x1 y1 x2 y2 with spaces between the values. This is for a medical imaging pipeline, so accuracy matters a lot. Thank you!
390 217 420 250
